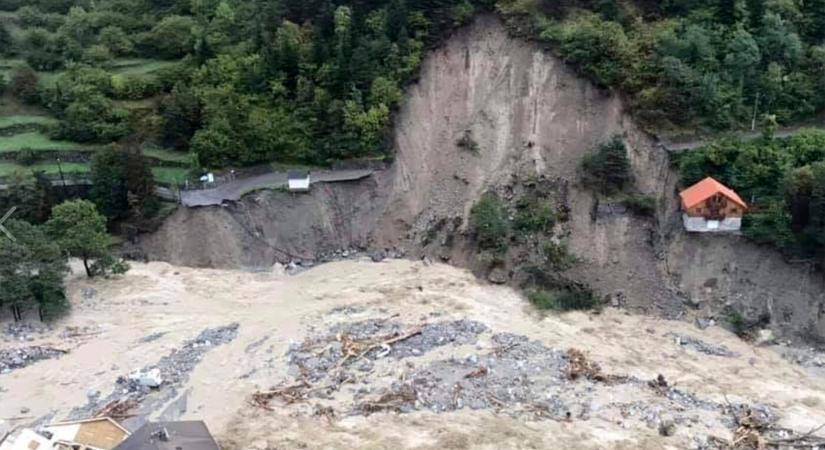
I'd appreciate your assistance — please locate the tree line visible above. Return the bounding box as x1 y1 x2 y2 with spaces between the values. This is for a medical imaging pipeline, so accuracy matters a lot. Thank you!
4 0 825 167
0 199 127 321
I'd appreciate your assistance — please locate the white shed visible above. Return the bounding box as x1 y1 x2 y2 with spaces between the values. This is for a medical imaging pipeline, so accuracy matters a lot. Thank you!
288 170 310 192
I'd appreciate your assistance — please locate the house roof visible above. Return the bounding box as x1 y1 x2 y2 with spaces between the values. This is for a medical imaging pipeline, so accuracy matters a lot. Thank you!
680 177 747 210
113 421 219 450
46 417 131 435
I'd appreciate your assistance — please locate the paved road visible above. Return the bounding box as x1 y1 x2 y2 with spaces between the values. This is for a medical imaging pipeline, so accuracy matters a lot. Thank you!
659 125 823 153
179 169 375 207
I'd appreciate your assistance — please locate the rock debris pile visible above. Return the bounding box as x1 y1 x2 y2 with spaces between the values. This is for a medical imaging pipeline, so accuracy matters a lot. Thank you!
2 323 51 343
70 323 239 421
0 346 67 374
252 319 812 449
287 319 487 382
666 333 738 357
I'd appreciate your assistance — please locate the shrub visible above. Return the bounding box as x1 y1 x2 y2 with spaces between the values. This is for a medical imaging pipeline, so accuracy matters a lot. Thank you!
9 64 40 104
456 129 480 154
514 200 556 233
542 241 575 270
527 287 600 311
727 311 746 337
15 148 38 166
82 45 114 65
145 15 195 59
111 74 163 100
98 26 133 56
621 194 656 216
470 193 509 252
452 0 475 25
581 135 632 195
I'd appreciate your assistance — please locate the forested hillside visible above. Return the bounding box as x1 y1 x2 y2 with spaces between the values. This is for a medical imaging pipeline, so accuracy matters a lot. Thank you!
2 0 825 170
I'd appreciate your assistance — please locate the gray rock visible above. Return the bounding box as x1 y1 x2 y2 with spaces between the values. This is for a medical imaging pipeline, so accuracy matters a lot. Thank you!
695 318 711 330
370 250 386 263
755 329 776 346
487 268 508 285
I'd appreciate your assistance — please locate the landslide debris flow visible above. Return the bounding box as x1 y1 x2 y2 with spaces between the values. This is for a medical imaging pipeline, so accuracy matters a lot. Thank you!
249 317 825 449
69 323 239 426
0 346 67 374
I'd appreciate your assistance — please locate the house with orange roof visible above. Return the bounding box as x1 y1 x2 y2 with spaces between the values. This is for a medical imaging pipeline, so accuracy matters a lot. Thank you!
680 177 748 232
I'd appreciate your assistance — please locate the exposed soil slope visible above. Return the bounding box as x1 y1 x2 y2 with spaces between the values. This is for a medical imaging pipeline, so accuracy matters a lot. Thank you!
138 16 825 342
2 260 824 449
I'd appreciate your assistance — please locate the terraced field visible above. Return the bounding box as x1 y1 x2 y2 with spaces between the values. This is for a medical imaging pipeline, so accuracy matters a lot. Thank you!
0 131 86 152
0 115 58 129
152 166 189 185
0 56 192 187
0 161 90 177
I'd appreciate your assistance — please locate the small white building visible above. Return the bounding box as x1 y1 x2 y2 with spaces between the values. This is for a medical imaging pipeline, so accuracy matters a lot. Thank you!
288 170 310 192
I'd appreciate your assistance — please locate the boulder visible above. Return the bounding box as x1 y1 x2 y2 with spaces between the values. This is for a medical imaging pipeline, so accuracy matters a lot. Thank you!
755 329 776 346
487 268 508 285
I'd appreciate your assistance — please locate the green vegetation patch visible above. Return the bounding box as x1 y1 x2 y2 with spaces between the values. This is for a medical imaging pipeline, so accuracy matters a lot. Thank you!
110 59 179 75
527 288 600 312
621 194 656 217
0 114 58 129
151 166 189 185
469 193 510 252
142 146 192 165
0 161 90 177
581 136 632 195
0 132 87 152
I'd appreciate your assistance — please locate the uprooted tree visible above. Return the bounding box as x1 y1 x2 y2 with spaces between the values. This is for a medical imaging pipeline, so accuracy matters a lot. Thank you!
46 199 129 278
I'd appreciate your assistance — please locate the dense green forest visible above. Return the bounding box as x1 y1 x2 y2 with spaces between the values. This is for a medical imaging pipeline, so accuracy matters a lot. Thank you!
2 0 825 170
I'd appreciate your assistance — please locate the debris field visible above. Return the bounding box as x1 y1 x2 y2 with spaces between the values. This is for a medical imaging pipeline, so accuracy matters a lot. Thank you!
252 318 825 449
69 323 239 426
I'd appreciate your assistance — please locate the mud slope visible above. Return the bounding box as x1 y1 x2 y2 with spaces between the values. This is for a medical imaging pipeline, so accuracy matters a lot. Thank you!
140 16 825 341
140 177 384 268
2 260 825 449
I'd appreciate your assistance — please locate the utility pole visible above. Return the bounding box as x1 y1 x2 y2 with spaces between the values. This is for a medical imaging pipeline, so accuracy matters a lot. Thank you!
56 156 67 200
751 92 760 131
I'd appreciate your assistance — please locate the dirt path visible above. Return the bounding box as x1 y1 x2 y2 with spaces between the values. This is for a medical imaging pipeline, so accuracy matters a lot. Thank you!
1 259 824 449
179 169 375 207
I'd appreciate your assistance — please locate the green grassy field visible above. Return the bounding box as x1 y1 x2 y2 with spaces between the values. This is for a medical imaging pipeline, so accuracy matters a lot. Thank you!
0 115 58 129
152 166 189 185
0 161 90 177
0 132 87 152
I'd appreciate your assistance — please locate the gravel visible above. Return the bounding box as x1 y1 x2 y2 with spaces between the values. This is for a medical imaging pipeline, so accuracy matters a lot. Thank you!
0 346 66 374
665 333 738 357
288 319 487 381
269 320 778 442
69 323 239 424
2 323 51 343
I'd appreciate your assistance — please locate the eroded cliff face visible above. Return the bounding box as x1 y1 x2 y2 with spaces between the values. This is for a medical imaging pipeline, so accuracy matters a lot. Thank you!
139 16 825 342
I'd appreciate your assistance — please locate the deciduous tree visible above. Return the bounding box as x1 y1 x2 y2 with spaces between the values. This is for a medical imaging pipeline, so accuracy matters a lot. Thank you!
47 199 128 277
